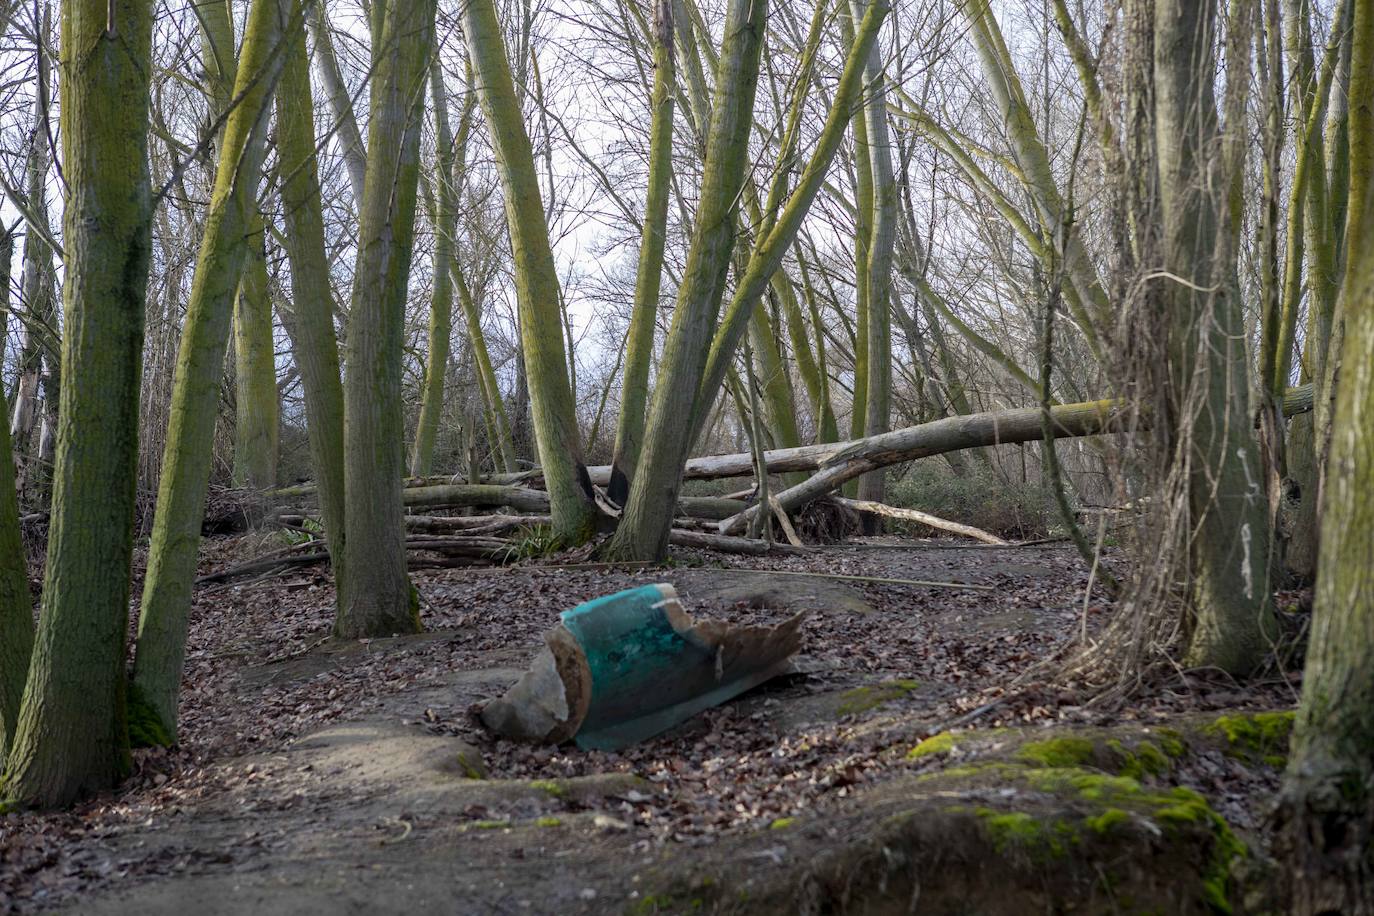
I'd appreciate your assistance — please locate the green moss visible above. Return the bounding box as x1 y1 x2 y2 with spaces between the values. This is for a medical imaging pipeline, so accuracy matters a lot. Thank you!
1108 739 1171 779
531 779 567 797
1014 736 1097 768
907 731 958 759
455 750 486 780
769 817 795 830
1024 768 1143 801
1154 728 1187 758
126 681 174 749
1204 711 1295 762
836 679 921 715
1148 788 1247 913
535 816 562 827
974 808 1079 859
1083 808 1131 834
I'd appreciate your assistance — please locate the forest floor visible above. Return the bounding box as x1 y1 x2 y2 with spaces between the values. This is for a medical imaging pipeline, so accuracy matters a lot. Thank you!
0 533 1303 914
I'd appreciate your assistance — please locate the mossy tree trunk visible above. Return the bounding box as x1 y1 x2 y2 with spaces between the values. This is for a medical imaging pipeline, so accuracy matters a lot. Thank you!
335 0 437 639
231 219 279 490
462 0 597 545
0 228 33 763
132 0 291 741
0 0 154 807
603 0 768 561
853 0 896 510
1145 0 1277 673
409 60 463 478
687 0 890 447
609 0 676 507
1273 143 1374 914
274 5 347 609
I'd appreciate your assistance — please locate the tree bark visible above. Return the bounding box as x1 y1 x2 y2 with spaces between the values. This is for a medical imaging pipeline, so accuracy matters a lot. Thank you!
306 0 367 205
603 0 768 561
132 0 290 740
274 4 348 607
609 0 676 506
853 0 896 509
1150 0 1277 673
463 0 597 545
2 0 154 807
336 0 438 639
409 60 464 478
231 219 279 490
1273 147 1374 914
719 399 1125 534
0 227 33 762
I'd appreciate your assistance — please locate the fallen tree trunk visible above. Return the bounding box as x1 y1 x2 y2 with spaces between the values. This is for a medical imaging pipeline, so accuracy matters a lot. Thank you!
717 387 1318 535
270 385 1317 502
277 484 745 521
666 528 811 556
720 400 1126 535
832 497 1008 545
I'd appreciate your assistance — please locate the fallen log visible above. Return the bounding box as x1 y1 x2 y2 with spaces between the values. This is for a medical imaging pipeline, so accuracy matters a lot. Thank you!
269 384 1317 504
833 497 1008 546
666 528 812 556
717 386 1318 535
403 514 552 534
719 400 1126 535
401 484 553 512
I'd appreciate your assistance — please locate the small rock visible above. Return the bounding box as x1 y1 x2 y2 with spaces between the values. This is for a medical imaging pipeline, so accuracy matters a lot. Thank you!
593 814 631 832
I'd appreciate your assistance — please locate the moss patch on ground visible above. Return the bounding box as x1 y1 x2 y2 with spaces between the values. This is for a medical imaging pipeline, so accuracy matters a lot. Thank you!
1015 736 1097 768
836 679 920 716
907 730 959 759
1203 711 1294 765
931 764 1247 911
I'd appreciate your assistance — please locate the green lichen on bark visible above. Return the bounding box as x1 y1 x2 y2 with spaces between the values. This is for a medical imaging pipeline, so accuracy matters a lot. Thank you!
462 0 596 545
2 0 155 808
336 0 438 638
134 0 293 740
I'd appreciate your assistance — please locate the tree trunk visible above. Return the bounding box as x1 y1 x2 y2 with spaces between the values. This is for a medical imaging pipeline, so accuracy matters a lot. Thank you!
335 0 438 639
0 228 33 762
609 0 676 506
1 0 154 807
231 219 279 490
451 255 518 473
1149 0 1277 673
603 0 768 561
687 0 889 451
274 6 348 607
719 399 1125 534
306 0 367 204
854 0 896 510
1273 153 1374 915
132 0 289 740
9 33 56 477
463 0 597 545
409 60 462 478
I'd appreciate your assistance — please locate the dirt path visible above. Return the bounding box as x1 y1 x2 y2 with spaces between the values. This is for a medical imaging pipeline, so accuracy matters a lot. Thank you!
0 540 1296 913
